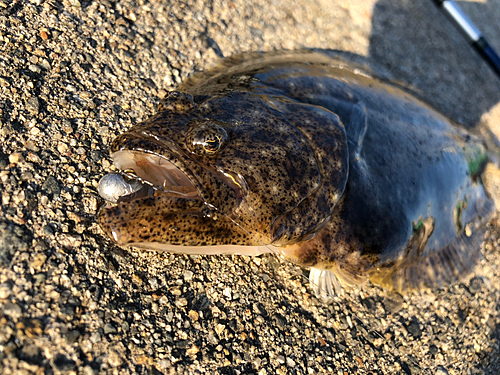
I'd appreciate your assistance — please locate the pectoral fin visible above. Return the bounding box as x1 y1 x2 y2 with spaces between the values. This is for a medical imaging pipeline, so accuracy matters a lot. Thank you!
309 268 342 300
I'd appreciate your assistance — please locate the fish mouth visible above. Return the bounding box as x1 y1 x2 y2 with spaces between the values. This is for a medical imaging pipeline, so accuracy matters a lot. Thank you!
108 149 201 202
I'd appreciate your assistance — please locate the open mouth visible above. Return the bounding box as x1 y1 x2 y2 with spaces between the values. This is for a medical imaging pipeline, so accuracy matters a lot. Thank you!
98 150 200 204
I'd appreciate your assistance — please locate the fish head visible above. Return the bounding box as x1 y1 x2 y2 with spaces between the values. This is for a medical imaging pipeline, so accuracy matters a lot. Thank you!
98 90 348 254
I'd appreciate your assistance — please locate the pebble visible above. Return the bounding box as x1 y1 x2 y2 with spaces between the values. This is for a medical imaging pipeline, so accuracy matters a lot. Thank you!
57 142 69 154
0 283 11 298
29 253 46 270
286 357 296 367
40 29 49 40
468 277 483 294
383 293 404 314
188 310 199 321
104 323 117 334
26 97 39 113
42 176 60 196
183 270 194 281
28 64 41 73
9 152 24 164
406 320 422 339
3 302 22 319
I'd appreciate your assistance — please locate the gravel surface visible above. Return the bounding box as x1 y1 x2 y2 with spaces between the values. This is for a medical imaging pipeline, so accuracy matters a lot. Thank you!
1 0 500 374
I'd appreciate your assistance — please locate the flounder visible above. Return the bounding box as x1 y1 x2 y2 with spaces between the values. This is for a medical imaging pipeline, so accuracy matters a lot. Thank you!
97 51 496 299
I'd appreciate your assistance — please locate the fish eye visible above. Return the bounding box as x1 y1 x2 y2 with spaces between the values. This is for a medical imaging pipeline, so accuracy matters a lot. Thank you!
187 122 228 156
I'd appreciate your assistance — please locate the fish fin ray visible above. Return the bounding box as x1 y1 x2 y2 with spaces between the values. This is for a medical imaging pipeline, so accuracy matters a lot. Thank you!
309 268 342 301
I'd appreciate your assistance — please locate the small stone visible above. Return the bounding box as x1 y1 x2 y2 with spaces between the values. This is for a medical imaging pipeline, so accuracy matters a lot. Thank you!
277 355 285 364
384 293 404 314
183 270 194 281
30 127 41 136
28 64 42 73
4 302 22 319
159 295 169 305
42 176 60 196
57 142 69 154
79 91 92 100
223 287 232 300
33 274 46 286
273 314 287 329
173 339 188 350
104 323 117 334
40 29 49 40
108 351 122 367
192 293 210 311
0 283 11 298
40 59 51 70
9 152 24 164
26 97 40 113
0 123 12 136
121 321 129 332
148 277 158 289
58 234 82 248
186 345 199 357
406 320 422 339
20 172 33 182
30 253 47 270
286 357 296 367
90 331 101 343
90 150 103 162
175 298 188 308
468 277 483 294
65 330 80 344
215 324 225 335
42 224 54 236
54 355 76 372
188 310 199 321
207 331 218 345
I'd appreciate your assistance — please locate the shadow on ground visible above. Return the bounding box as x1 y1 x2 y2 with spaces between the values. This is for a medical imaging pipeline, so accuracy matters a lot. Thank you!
369 0 500 127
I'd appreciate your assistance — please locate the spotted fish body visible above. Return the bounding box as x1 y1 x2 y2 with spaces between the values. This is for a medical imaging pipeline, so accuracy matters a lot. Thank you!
98 51 493 298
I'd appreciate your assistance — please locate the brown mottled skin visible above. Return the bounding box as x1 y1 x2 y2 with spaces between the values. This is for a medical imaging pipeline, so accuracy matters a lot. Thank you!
99 51 493 292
